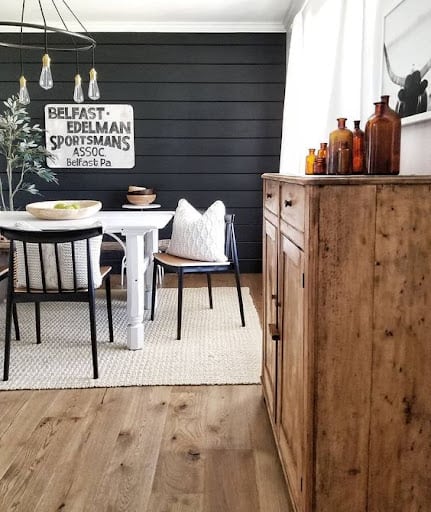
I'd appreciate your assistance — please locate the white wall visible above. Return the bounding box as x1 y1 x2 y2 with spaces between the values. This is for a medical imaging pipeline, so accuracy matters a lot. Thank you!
362 0 431 174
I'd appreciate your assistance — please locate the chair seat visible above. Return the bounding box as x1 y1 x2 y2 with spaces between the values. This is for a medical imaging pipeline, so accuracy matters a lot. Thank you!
154 252 229 268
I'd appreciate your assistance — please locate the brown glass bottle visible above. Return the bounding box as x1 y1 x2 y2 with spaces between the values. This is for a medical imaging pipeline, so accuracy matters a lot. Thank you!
380 95 401 174
365 102 392 174
327 118 353 174
305 148 316 175
337 141 351 175
317 142 328 159
352 120 365 174
313 157 326 175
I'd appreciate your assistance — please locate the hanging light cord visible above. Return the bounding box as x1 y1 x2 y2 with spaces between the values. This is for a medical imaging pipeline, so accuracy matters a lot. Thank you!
62 0 96 68
19 0 26 76
37 0 48 53
52 0 79 72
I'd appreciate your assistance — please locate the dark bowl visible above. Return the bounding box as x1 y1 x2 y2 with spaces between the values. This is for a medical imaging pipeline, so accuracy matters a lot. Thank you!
126 188 155 195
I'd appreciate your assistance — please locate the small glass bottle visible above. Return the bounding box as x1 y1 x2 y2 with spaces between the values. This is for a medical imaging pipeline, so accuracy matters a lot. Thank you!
327 118 353 174
305 148 316 175
352 120 365 174
337 141 351 174
317 142 328 159
365 102 392 174
313 157 326 175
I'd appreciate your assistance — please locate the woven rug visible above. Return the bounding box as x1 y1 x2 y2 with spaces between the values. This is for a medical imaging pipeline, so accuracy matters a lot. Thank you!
0 287 262 390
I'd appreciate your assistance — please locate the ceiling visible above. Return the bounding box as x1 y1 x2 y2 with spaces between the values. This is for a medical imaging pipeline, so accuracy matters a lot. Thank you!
1 0 302 32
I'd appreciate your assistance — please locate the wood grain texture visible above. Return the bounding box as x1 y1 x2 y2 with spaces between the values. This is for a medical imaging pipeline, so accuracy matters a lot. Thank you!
369 184 431 511
313 185 376 511
0 274 293 512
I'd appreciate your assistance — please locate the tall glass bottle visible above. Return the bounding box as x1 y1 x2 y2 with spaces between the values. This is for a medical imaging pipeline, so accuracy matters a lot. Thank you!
305 148 316 175
380 95 401 174
352 120 365 174
337 141 351 175
327 118 353 174
365 102 392 174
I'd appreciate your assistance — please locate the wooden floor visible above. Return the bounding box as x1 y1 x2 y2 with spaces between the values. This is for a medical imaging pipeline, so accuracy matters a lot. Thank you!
0 274 292 512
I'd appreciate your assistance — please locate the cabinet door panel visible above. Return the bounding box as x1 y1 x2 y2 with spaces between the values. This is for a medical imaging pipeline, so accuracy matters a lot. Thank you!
262 216 278 420
278 234 304 510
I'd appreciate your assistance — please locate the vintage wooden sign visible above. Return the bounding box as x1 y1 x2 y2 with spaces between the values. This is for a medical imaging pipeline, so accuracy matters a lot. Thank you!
44 104 135 169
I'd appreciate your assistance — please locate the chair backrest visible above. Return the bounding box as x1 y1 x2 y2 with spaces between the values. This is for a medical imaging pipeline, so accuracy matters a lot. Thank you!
1 226 103 293
224 214 240 266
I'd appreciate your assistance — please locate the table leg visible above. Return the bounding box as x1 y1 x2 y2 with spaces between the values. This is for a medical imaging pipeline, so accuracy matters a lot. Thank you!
125 233 144 350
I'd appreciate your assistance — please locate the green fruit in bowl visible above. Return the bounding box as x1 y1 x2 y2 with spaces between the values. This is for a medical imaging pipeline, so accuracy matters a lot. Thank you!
54 202 80 210
54 202 68 209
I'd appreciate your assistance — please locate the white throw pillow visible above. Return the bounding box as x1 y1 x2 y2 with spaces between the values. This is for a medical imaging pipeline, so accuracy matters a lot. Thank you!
167 199 228 262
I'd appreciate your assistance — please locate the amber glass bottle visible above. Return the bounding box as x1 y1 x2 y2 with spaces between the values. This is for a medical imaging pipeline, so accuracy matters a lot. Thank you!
317 142 328 159
380 95 401 174
365 102 392 174
305 148 316 175
352 120 365 174
313 157 326 175
337 141 351 174
327 118 353 174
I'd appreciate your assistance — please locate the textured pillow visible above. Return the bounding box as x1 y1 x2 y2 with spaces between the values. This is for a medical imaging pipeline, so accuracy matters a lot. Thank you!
14 223 103 290
167 199 228 262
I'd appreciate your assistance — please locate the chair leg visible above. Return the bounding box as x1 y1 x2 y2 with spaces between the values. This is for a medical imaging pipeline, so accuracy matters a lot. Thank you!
12 304 20 340
150 259 158 321
206 273 213 309
233 266 245 327
177 269 184 340
3 298 13 381
35 302 41 344
88 295 99 379
105 274 114 343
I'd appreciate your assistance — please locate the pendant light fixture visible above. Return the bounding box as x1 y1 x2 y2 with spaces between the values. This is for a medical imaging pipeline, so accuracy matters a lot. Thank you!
0 0 100 105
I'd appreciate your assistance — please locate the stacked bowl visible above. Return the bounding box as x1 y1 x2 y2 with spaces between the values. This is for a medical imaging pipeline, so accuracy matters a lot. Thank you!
126 186 156 205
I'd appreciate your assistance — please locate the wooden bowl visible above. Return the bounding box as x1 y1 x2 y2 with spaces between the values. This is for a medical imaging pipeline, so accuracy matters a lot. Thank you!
126 194 156 206
26 200 102 220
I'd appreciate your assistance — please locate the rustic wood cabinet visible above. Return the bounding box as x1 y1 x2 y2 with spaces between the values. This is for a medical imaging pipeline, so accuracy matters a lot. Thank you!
261 174 431 512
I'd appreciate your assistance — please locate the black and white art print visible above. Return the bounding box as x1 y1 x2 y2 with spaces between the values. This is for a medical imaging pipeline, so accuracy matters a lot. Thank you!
382 0 431 124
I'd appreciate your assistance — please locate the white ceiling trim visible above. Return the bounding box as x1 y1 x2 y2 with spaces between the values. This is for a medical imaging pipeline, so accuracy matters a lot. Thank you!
80 21 287 33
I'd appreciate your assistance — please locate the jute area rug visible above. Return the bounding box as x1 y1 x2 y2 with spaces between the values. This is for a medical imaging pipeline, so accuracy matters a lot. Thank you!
0 287 262 390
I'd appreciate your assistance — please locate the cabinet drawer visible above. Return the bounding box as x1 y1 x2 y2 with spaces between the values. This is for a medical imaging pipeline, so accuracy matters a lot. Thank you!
280 183 305 234
264 180 279 216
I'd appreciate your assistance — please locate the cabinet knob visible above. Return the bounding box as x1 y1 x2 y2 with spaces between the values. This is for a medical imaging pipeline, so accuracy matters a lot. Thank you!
284 199 293 207
268 323 280 341
271 294 277 300
266 193 272 199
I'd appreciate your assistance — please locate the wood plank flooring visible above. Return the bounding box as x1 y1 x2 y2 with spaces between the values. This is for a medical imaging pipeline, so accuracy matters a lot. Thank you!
0 274 292 511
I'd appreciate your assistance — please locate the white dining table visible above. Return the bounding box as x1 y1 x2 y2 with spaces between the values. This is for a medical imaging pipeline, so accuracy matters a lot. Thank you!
0 210 174 350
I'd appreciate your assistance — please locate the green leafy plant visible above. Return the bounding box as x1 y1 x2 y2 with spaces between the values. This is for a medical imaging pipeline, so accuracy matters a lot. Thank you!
0 95 58 211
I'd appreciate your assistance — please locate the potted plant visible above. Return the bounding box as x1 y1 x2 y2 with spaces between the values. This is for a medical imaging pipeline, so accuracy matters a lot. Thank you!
0 95 58 211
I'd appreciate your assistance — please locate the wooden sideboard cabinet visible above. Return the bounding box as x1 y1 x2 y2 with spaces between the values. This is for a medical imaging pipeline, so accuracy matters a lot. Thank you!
261 173 431 512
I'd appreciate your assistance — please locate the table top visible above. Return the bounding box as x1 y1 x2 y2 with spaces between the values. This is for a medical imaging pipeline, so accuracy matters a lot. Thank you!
0 210 174 235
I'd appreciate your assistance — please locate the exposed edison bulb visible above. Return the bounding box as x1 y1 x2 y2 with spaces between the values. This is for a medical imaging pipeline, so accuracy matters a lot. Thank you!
73 74 84 103
88 68 100 100
39 53 53 90
18 76 31 105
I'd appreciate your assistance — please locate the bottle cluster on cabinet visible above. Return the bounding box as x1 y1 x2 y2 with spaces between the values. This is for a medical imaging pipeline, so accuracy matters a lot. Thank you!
304 95 401 175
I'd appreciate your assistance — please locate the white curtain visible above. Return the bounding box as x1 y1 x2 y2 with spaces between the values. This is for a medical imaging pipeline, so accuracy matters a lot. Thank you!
279 0 365 174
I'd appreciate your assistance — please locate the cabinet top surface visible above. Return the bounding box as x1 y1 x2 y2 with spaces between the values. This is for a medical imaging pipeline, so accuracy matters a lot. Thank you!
261 173 431 185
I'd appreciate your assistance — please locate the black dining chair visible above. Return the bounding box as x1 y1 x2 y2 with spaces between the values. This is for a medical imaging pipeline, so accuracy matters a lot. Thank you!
0 266 20 340
150 214 245 340
1 225 114 381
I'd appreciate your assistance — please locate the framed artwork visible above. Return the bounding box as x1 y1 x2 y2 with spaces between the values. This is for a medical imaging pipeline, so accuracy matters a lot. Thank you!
382 0 431 125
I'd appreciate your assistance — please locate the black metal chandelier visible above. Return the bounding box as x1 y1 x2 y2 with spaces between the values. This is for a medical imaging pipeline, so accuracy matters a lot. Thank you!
0 0 100 105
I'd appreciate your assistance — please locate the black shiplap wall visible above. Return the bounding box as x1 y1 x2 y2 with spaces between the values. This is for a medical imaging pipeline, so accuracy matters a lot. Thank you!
0 32 286 272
